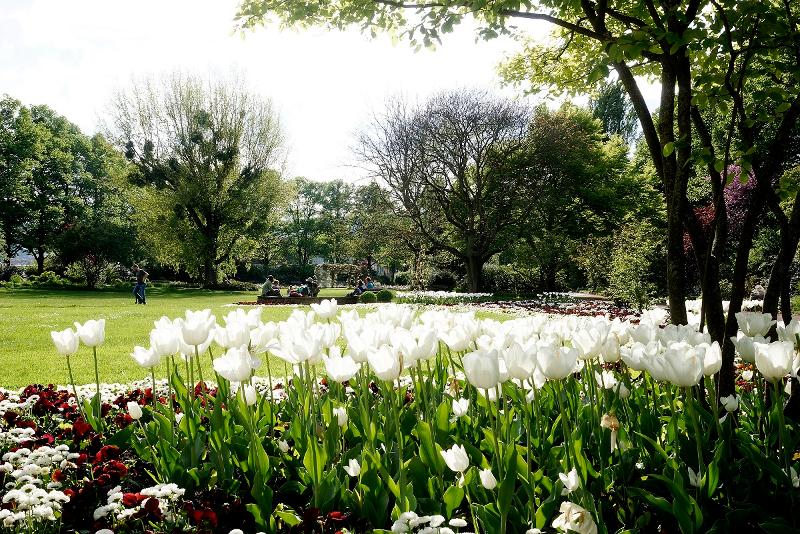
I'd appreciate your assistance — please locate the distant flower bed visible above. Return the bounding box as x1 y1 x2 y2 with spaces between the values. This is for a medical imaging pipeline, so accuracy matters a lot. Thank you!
3 300 799 532
394 291 493 304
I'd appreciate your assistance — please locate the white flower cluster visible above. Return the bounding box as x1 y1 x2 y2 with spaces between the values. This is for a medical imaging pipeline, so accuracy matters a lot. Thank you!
0 394 39 418
391 511 473 533
0 445 76 528
94 483 185 523
1 445 80 487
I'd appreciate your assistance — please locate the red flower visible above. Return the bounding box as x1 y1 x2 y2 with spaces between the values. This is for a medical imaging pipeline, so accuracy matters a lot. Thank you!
94 445 120 464
122 493 148 507
52 469 66 483
72 419 92 439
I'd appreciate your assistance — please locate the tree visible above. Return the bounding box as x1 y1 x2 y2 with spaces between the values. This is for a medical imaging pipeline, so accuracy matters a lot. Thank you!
589 81 638 145
109 74 287 286
357 90 531 292
518 104 635 290
279 177 326 267
0 96 32 267
54 135 137 288
237 0 800 396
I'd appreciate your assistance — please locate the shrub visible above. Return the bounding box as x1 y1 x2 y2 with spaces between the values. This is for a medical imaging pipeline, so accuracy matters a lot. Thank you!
376 289 394 302
394 271 411 286
481 264 537 295
8 273 24 286
607 221 662 310
427 269 458 291
359 291 377 303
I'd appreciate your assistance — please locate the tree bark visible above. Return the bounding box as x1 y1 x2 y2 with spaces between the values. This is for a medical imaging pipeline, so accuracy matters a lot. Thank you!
466 254 483 293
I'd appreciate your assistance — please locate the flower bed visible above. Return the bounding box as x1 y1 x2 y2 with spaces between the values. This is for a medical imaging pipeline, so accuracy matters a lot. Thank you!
4 300 799 532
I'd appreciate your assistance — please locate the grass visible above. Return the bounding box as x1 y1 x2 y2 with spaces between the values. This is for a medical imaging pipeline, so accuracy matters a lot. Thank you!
0 286 511 389
0 286 351 389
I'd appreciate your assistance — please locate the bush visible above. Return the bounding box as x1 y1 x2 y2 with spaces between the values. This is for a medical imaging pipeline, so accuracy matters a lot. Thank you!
427 270 458 291
359 291 377 303
217 279 260 291
394 271 411 286
607 221 662 310
376 289 394 302
9 273 24 286
481 264 538 295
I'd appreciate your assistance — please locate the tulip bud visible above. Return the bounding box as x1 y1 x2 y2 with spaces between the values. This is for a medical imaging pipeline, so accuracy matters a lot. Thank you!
479 468 497 490
278 440 290 453
333 407 348 427
127 401 143 420
243 384 257 406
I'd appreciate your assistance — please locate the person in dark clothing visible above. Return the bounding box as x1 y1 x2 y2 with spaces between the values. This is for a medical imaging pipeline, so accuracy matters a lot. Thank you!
348 279 365 297
132 264 148 304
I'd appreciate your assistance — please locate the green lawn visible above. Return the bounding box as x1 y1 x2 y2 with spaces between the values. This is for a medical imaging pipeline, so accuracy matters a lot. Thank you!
0 286 350 389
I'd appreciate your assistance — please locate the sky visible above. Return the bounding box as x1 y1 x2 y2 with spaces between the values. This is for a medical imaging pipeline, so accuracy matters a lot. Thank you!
0 0 657 183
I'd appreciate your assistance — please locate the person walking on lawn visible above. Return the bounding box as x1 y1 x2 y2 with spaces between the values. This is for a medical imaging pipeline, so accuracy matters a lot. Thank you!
132 264 149 304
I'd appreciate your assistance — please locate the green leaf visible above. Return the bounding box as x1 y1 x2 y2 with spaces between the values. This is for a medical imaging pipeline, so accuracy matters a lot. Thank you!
442 484 464 518
663 142 675 157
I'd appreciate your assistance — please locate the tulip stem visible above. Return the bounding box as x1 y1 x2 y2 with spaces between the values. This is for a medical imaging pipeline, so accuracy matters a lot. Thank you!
92 346 102 432
396 377 408 512
772 381 789 471
487 388 503 479
555 381 572 470
150 368 158 413
686 387 705 489
66 355 85 421
167 356 175 425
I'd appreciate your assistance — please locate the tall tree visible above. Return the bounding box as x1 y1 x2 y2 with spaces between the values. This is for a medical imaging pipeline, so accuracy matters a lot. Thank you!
0 96 32 267
589 81 638 145
109 74 287 285
357 90 531 291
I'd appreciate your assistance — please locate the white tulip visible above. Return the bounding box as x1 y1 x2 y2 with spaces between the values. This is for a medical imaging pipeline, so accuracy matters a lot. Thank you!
310 298 339 320
559 468 580 495
730 333 767 363
243 384 258 406
131 346 160 369
452 398 469 419
699 341 722 376
73 319 105 347
462 348 501 390
479 468 497 490
572 328 604 360
127 401 143 420
736 312 776 337
367 345 402 382
50 328 79 356
720 394 739 413
150 327 179 358
662 342 703 387
754 341 795 381
179 310 216 347
333 406 348 427
440 444 469 473
502 343 537 380
538 345 578 381
324 351 361 383
213 346 253 383
278 440 290 453
344 458 362 477
552 501 597 534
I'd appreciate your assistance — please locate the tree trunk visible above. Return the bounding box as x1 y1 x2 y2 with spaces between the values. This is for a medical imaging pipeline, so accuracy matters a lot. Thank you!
36 249 44 274
465 255 483 293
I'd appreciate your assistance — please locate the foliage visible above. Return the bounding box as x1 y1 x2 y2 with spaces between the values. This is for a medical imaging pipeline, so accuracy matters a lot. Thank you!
589 81 639 146
358 290 377 303
608 221 664 310
480 264 538 295
109 74 287 286
375 289 394 302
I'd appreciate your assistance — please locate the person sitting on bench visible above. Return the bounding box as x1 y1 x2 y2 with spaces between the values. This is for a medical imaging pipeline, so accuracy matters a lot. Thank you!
348 279 365 297
261 275 282 297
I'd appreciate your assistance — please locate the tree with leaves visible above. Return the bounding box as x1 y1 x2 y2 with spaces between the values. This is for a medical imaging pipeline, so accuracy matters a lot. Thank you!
109 74 287 286
357 90 532 291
